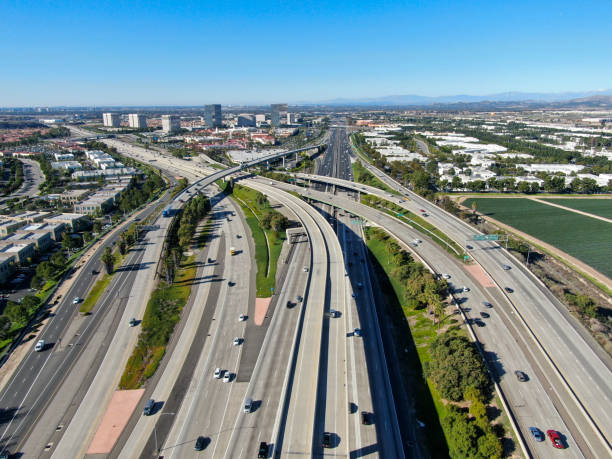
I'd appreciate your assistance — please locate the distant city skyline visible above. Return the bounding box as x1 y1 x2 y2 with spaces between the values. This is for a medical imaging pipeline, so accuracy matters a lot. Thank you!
1 0 611 106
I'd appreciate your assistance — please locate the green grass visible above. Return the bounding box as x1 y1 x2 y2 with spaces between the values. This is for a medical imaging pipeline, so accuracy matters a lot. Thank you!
541 198 612 219
119 254 197 389
352 161 398 194
231 186 286 297
464 198 612 278
79 273 112 314
365 234 451 457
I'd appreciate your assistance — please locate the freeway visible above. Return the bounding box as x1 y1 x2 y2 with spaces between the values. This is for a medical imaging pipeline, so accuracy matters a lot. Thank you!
299 158 612 456
0 192 172 457
117 188 253 457
268 180 582 458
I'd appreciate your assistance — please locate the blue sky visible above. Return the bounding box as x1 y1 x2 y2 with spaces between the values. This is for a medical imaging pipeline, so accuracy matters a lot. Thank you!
1 0 611 106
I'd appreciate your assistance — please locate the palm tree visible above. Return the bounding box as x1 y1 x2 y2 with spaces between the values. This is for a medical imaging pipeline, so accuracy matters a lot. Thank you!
100 247 115 274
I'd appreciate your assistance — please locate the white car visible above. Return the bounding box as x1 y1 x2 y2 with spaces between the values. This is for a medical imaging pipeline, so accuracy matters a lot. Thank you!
462 287 470 292
442 274 451 279
35 339 45 352
214 368 223 379
239 314 247 322
73 297 81 304
223 372 232 383
233 337 242 346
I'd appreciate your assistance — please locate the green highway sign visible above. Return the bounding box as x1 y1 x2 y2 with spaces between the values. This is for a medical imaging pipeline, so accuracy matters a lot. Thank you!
473 234 499 241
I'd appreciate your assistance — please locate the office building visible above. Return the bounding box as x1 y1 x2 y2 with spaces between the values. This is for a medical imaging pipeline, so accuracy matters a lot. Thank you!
161 114 181 133
128 113 147 129
255 114 267 123
204 104 222 128
287 113 299 124
102 113 120 127
270 104 288 127
236 114 256 127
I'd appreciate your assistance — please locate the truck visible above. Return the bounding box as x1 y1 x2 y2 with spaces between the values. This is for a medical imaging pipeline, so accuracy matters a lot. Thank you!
230 247 236 256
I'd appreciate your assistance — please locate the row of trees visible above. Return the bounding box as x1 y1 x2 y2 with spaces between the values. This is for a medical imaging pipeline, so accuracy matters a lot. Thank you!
438 175 611 194
0 159 24 196
118 174 165 213
367 227 448 320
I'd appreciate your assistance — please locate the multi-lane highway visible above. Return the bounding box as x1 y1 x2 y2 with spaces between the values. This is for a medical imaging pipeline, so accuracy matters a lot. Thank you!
0 189 173 457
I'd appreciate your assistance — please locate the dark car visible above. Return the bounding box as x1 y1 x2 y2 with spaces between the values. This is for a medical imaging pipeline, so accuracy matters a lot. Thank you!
504 287 514 293
361 411 371 425
483 301 493 308
546 430 565 449
480 312 490 319
258 441 268 457
322 432 332 448
194 436 208 451
515 370 528 382
354 328 362 337
529 427 544 442
474 319 486 327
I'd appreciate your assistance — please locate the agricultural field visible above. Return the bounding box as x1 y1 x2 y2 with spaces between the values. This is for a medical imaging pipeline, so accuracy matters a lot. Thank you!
464 198 612 278
541 198 612 219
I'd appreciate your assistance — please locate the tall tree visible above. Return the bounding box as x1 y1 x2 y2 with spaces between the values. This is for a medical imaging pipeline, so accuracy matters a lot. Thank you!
101 247 115 274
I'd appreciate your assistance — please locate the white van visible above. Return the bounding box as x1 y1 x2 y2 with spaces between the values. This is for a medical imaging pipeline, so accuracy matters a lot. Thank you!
35 339 45 352
244 398 253 413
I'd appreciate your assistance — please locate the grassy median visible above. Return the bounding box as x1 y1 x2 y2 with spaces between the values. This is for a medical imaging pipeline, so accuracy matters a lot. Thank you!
229 184 287 297
119 254 197 389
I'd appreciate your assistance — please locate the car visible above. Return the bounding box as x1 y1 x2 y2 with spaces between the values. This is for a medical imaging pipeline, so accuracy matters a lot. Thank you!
483 301 493 308
194 436 208 451
351 292 356 298
504 287 514 293
462 286 470 292
502 264 511 270
474 319 486 327
214 368 223 379
233 337 242 346
228 280 234 286
72 297 81 304
329 309 339 318
354 328 362 337
303 267 309 272
357 282 363 289
35 339 45 352
420 209 425 213
322 432 332 448
480 312 490 319
546 430 565 449
129 317 138 327
422 213 428 217
297 295 303 303
223 372 232 383
529 427 544 442
258 441 269 458
466 245 473 250
361 411 371 425
515 370 528 382
91 269 98 275
442 274 451 279
239 314 247 321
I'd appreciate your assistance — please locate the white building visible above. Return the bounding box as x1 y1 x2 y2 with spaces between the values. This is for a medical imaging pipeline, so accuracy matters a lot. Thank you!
161 115 181 133
50 161 82 171
518 164 585 174
128 114 147 129
102 113 120 127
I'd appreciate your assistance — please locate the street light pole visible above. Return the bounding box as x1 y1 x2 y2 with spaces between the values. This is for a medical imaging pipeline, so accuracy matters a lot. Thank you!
153 412 175 456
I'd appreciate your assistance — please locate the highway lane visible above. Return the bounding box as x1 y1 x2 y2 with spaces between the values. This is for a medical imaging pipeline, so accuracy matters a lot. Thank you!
117 189 250 457
306 165 612 455
0 195 169 457
243 182 329 457
222 228 310 459
50 197 176 457
267 181 584 458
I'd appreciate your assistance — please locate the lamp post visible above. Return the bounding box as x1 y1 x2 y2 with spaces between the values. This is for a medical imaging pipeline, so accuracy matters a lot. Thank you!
153 412 175 456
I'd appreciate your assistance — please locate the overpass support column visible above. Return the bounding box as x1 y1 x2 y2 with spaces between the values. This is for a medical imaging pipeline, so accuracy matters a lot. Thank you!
282 156 285 168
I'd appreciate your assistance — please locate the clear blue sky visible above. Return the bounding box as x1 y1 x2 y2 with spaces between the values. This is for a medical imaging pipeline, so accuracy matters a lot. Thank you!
1 0 611 106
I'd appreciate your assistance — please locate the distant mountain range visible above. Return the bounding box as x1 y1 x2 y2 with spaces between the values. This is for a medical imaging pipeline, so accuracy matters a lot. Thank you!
309 90 612 107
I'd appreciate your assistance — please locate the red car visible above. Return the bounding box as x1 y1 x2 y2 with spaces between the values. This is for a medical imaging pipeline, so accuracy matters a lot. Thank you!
420 209 425 212
546 430 565 449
